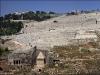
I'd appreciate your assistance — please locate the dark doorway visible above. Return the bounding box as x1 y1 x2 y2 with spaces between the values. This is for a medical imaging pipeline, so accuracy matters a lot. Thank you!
0 67 3 71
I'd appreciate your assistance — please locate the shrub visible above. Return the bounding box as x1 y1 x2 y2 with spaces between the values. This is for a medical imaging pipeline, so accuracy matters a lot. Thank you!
0 20 23 36
81 48 90 53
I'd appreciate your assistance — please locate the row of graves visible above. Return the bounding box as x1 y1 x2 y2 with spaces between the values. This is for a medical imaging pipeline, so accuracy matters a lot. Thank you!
70 29 100 45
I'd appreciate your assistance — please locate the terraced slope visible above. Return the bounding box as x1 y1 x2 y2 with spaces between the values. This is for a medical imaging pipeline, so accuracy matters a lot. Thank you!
1 12 100 52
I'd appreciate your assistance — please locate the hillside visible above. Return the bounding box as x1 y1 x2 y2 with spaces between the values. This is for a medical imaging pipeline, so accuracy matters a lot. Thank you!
1 12 100 51
0 11 100 75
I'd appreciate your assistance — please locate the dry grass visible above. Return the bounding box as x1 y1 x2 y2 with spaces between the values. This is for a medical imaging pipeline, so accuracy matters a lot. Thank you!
44 45 100 75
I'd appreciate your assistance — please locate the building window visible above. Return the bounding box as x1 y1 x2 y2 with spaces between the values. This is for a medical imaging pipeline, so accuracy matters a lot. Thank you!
13 60 21 65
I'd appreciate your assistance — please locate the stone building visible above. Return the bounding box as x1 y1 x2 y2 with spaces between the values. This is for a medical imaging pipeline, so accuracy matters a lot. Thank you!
7 46 49 71
36 52 45 70
32 47 49 71
8 47 36 71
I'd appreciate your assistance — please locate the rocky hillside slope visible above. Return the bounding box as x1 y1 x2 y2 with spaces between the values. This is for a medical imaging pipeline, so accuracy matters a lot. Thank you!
1 12 100 52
